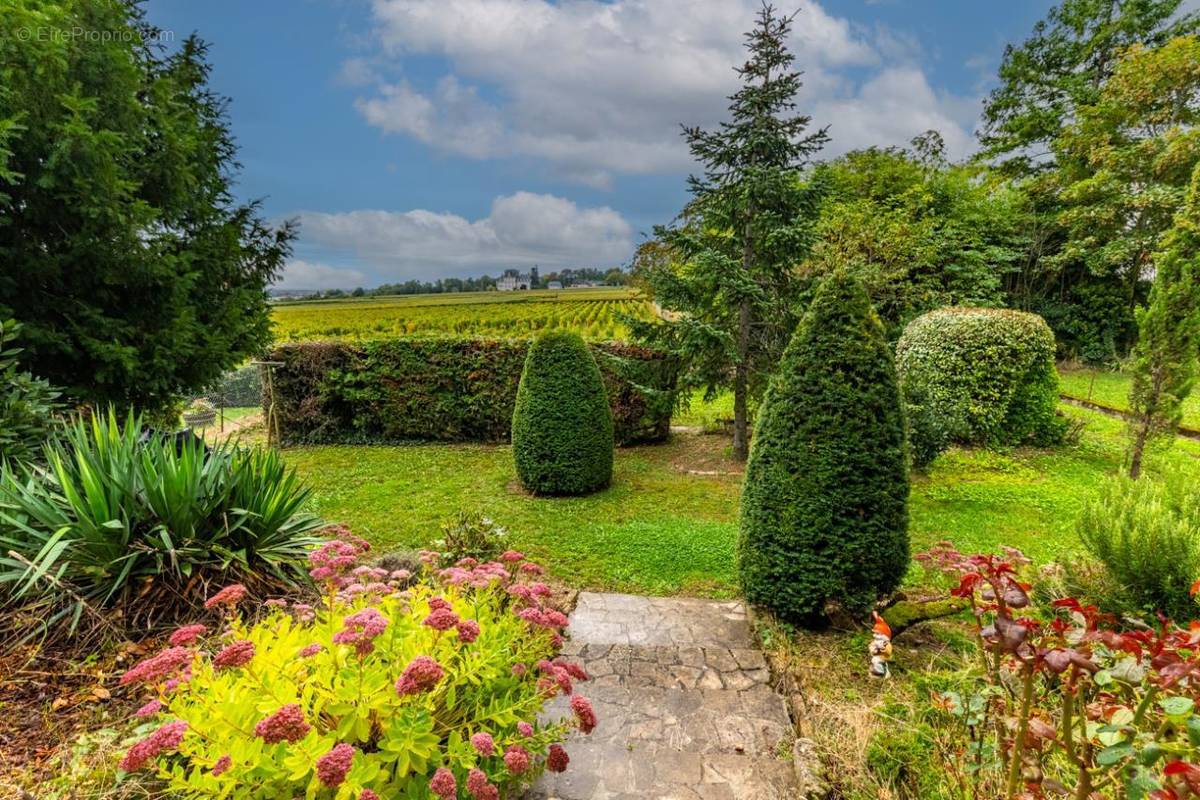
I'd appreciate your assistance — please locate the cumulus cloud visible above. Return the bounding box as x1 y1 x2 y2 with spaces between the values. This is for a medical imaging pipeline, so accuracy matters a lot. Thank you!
289 192 633 286
277 260 369 290
349 0 980 181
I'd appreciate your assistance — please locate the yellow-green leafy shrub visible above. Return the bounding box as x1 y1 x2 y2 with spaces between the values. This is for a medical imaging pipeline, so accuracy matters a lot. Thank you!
116 533 593 799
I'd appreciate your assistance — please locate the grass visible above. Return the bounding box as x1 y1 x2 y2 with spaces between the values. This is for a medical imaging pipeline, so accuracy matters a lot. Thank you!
282 403 1200 598
1058 364 1200 430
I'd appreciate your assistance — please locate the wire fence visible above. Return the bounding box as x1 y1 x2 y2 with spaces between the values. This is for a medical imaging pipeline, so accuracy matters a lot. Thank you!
182 362 272 439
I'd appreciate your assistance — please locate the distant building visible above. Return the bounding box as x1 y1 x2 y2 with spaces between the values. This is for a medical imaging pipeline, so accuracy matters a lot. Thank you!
546 280 562 290
496 266 539 291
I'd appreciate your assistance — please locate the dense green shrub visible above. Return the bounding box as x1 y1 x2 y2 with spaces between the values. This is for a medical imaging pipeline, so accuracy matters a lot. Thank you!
0 410 323 636
739 272 910 622
896 307 1065 465
0 318 63 463
512 331 614 495
1077 472 1200 621
116 541 592 798
268 337 675 446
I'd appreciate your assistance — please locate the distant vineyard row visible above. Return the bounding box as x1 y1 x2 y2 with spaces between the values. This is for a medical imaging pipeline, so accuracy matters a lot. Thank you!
270 289 655 342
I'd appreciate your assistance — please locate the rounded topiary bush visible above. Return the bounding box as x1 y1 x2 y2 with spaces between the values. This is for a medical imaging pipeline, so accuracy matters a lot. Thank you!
512 330 614 495
738 272 910 623
895 307 1064 466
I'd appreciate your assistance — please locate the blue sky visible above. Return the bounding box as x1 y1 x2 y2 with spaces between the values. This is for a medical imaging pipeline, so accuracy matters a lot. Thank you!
144 0 1057 289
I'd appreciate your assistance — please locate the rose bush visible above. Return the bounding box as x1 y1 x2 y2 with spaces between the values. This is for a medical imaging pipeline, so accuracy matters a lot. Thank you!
919 542 1200 799
116 528 593 799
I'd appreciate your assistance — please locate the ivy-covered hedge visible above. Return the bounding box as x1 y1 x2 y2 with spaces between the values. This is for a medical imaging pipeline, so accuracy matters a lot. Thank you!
895 307 1065 465
267 337 676 446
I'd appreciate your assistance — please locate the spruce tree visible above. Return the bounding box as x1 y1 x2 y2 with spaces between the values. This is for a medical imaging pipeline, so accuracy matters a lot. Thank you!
738 272 909 623
1127 166 1200 479
631 3 827 461
512 331 614 496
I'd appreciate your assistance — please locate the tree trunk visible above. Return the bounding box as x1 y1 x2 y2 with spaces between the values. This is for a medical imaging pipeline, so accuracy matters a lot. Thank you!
1129 367 1165 479
732 300 751 461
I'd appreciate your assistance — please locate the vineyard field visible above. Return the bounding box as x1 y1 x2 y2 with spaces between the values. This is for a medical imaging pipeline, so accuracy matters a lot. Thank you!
270 288 654 342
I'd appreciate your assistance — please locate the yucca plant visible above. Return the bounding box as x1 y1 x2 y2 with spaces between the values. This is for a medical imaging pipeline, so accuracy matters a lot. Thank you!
0 409 323 637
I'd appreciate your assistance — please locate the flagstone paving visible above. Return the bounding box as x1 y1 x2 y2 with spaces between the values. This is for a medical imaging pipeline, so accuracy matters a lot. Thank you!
528 592 798 800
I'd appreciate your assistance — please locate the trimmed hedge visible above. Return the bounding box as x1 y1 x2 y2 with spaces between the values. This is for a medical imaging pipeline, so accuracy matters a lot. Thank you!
267 337 675 446
738 272 910 623
512 331 614 495
895 307 1064 465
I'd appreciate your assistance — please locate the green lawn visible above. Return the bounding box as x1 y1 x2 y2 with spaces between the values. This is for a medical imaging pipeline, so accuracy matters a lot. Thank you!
1058 366 1200 429
282 404 1200 598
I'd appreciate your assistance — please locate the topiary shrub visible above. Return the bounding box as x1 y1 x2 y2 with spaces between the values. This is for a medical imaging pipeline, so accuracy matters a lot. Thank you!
896 307 1065 466
512 331 614 496
738 272 910 623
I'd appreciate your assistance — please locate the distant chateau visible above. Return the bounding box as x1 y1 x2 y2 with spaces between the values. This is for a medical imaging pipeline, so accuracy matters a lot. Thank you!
497 267 539 291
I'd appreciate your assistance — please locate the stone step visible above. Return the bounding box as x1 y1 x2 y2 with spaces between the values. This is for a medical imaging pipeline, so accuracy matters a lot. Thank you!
527 593 800 799
560 642 772 692
526 748 797 800
566 592 752 649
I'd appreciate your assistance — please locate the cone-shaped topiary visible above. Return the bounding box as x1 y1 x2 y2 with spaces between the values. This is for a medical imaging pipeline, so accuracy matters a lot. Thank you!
738 272 910 623
512 330 614 495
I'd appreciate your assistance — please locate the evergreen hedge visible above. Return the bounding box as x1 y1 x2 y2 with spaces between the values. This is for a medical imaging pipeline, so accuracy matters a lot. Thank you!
895 307 1064 465
512 331 614 495
267 337 674 446
738 272 910 623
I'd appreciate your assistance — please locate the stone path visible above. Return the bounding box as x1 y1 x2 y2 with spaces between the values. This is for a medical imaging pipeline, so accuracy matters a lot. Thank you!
528 593 798 800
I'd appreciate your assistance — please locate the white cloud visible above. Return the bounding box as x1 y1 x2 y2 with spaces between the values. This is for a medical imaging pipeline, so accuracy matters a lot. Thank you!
291 192 633 285
814 67 978 159
277 259 368 290
348 0 979 182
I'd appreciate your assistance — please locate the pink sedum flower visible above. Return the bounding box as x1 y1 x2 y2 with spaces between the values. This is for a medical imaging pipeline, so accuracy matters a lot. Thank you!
500 550 525 563
119 719 187 772
424 606 459 631
395 656 444 696
360 792 380 800
470 732 495 757
517 721 534 737
204 583 247 609
466 768 499 800
456 619 480 643
213 639 255 670
316 742 355 788
120 646 192 686
504 745 531 775
511 662 527 677
429 767 457 799
254 704 311 744
168 624 207 646
298 643 325 658
547 743 570 773
211 754 232 776
571 695 597 734
332 607 389 655
134 699 162 718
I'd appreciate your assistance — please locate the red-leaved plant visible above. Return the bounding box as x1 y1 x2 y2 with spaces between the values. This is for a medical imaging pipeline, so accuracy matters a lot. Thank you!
919 541 1200 800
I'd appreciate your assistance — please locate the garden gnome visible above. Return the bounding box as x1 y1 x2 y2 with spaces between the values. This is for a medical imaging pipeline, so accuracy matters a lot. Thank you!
868 613 892 678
